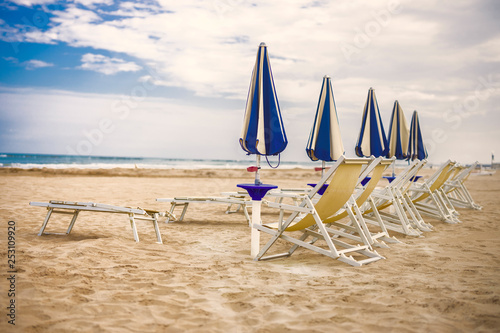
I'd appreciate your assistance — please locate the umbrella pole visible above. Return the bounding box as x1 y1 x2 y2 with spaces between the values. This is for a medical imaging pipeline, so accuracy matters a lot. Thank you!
250 200 262 257
248 156 268 257
255 155 261 185
237 183 278 259
322 160 325 178
392 161 395 177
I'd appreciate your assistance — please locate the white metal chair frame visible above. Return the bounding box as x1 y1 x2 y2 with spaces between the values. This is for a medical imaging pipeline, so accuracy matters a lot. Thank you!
30 200 164 243
253 156 385 267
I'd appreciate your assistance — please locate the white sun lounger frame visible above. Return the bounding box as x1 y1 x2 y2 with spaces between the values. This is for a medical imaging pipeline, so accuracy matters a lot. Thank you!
30 200 164 243
156 196 253 225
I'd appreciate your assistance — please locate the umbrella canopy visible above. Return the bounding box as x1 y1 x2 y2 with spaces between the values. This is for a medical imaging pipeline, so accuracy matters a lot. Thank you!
306 75 344 162
408 110 428 160
355 87 388 157
240 42 287 156
387 100 410 160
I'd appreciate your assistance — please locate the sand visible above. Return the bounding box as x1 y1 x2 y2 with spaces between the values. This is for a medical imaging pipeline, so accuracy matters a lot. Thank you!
0 167 499 332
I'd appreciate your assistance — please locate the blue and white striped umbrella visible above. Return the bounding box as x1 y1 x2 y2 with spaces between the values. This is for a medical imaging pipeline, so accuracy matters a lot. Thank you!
387 100 409 160
408 110 428 161
240 43 287 156
306 75 344 163
355 87 388 157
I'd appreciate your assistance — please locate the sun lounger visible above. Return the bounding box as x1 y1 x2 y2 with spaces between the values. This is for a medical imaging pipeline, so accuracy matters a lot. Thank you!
156 195 253 225
253 156 384 266
29 200 165 243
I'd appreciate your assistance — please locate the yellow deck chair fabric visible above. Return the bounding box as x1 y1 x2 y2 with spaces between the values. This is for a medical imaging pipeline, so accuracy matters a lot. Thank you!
359 159 429 235
408 160 460 223
411 161 454 204
323 162 386 224
284 163 362 231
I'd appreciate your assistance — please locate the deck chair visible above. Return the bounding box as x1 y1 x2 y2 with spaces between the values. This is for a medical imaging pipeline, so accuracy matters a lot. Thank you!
30 201 165 243
268 157 400 249
361 159 430 236
321 157 401 248
156 195 252 225
253 156 385 267
441 162 482 210
406 160 460 223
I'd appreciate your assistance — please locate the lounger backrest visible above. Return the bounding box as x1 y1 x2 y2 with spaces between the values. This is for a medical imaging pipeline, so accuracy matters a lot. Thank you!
450 166 464 180
462 162 478 182
428 162 454 192
354 161 388 206
322 160 389 224
285 161 363 231
361 159 425 214
411 161 454 203
387 160 420 190
398 160 426 195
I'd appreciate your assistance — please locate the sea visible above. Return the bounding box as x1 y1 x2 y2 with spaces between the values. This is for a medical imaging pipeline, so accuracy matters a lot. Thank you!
0 153 317 170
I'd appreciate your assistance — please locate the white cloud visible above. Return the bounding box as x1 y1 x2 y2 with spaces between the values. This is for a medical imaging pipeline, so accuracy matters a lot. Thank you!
74 0 113 8
9 0 55 6
9 0 112 7
23 59 54 70
15 0 493 105
78 53 142 75
51 5 103 24
3 57 18 64
1 1 500 163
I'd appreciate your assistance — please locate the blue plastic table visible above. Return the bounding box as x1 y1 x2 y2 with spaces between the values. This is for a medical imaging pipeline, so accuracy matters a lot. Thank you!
237 183 277 201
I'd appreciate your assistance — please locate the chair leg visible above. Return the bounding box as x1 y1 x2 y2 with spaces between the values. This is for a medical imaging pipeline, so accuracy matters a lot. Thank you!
461 185 482 209
166 204 176 223
255 228 285 260
179 203 189 221
429 191 457 223
391 193 420 236
287 228 315 256
313 210 341 258
38 208 54 236
152 213 162 244
225 203 242 214
243 205 251 226
66 210 80 234
399 193 432 232
368 197 390 236
404 193 433 230
345 202 372 248
129 214 139 242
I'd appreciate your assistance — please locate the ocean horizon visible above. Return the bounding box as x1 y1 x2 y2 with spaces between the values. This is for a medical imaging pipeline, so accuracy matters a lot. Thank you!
0 152 321 170
0 153 447 170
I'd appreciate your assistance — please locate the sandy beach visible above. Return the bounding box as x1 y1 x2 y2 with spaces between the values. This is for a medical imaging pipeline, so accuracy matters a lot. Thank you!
0 166 499 332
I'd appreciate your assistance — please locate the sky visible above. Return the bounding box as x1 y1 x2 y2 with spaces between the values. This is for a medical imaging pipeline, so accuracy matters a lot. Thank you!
0 0 499 165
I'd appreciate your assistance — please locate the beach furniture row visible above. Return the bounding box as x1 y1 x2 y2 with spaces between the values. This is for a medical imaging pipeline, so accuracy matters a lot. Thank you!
29 157 482 267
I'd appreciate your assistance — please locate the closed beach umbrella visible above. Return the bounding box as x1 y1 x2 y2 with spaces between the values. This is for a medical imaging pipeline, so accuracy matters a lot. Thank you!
240 42 287 184
355 87 388 158
387 100 410 160
239 43 287 257
306 75 344 176
408 110 428 161
387 100 410 176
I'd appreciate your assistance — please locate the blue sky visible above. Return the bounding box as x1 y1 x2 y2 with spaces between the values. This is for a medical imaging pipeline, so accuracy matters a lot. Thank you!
0 0 499 164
